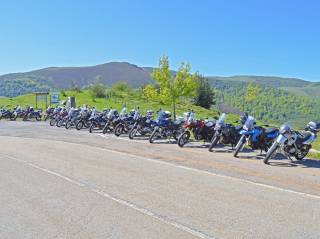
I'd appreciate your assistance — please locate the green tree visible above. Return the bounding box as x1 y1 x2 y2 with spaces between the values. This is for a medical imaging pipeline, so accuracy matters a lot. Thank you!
245 83 261 102
89 82 106 100
193 75 215 109
151 56 198 119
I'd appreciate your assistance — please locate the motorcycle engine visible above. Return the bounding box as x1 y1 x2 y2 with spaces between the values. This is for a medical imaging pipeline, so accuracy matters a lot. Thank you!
284 145 296 154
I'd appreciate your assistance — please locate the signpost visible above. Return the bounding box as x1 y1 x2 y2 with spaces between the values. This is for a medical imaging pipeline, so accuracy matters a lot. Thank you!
34 92 49 109
50 92 60 104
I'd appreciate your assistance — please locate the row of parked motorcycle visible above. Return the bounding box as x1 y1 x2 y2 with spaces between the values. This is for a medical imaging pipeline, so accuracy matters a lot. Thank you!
45 105 320 164
0 106 42 121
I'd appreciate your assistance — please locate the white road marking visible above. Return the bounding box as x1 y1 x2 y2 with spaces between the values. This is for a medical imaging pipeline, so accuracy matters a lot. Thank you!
96 134 320 200
2 154 215 239
1 134 320 200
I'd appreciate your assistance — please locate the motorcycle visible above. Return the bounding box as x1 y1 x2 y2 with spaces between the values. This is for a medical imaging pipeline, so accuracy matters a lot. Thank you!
177 111 216 147
49 106 63 126
208 113 243 151
88 109 109 133
102 109 121 134
52 108 68 127
75 108 92 130
263 121 320 164
0 107 13 120
65 107 80 129
23 106 42 121
113 109 137 136
149 110 184 143
128 110 156 139
233 116 279 157
11 106 26 121
43 106 55 121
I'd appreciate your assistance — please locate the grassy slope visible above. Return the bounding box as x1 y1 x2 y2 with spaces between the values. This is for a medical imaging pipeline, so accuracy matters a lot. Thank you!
0 90 225 121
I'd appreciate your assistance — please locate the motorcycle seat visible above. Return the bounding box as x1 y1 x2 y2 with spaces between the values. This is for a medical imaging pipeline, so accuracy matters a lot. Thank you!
205 121 215 127
235 125 242 131
298 131 312 141
265 128 278 134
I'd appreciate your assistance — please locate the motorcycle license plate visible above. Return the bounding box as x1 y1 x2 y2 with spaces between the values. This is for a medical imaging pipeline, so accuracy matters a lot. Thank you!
276 134 287 144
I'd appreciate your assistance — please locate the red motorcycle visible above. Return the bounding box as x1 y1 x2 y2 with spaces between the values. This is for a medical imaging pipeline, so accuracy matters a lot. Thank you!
177 113 216 147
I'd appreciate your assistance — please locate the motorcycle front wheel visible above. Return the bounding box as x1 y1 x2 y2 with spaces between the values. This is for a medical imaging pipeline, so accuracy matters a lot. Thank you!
149 127 159 144
129 126 138 140
114 124 124 137
233 135 246 157
177 131 190 147
208 135 220 152
263 142 279 164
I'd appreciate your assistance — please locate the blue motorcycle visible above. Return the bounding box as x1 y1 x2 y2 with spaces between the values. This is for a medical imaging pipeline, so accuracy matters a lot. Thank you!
149 110 184 143
128 110 157 139
233 116 279 157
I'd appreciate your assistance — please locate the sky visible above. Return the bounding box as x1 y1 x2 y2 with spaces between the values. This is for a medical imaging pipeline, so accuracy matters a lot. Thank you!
0 0 319 81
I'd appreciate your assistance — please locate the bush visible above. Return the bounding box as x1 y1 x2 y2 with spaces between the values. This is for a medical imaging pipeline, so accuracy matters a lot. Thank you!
89 83 106 99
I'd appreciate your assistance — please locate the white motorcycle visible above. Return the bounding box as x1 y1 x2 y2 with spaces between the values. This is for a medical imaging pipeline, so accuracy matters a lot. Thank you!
264 121 319 164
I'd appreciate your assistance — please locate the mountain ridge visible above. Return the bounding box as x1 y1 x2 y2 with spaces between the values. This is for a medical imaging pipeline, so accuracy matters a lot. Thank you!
0 61 319 97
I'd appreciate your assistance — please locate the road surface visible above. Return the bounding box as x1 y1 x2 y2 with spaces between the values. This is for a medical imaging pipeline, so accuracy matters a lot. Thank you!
0 121 319 239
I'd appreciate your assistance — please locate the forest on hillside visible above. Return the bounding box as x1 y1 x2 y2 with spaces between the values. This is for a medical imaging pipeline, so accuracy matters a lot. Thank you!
215 83 320 127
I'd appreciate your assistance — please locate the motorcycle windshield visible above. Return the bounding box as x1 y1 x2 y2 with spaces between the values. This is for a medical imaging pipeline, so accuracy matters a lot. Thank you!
243 116 255 131
120 108 127 116
279 123 291 135
217 113 226 125
185 112 195 124
107 110 115 118
133 111 140 120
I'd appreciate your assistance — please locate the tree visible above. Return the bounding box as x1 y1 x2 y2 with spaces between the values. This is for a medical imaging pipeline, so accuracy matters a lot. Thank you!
150 56 198 119
193 75 215 109
245 83 261 102
89 82 106 100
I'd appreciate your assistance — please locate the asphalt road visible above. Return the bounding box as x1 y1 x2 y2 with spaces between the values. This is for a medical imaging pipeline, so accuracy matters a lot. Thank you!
0 121 319 239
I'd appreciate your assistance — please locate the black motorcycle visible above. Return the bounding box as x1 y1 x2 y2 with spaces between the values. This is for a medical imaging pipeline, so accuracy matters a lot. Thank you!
128 111 156 139
208 113 242 151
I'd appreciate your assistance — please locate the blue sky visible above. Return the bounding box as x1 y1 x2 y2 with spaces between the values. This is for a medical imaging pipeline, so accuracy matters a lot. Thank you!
0 0 319 81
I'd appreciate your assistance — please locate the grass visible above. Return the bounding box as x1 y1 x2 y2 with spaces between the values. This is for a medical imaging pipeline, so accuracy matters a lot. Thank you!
0 90 223 120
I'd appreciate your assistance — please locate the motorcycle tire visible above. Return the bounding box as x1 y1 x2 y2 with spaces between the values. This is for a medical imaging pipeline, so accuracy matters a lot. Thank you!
57 120 63 127
50 118 56 126
233 135 245 157
149 127 159 144
177 131 190 147
76 121 84 130
102 121 110 134
114 124 124 137
65 121 71 129
263 142 279 164
129 127 138 140
89 122 95 133
208 135 220 152
36 115 42 121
